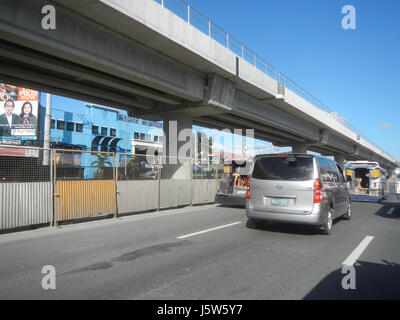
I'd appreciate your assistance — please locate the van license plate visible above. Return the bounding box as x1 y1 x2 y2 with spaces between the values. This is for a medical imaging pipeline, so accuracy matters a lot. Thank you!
271 198 289 206
236 190 246 195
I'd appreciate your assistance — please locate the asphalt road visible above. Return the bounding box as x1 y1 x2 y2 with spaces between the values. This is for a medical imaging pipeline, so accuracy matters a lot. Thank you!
0 195 399 300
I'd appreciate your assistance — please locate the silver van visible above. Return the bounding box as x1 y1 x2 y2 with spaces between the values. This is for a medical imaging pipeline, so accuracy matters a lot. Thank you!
245 153 351 234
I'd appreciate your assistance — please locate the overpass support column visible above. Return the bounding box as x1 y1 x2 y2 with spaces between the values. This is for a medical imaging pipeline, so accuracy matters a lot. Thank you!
161 115 194 180
334 154 346 170
292 144 307 154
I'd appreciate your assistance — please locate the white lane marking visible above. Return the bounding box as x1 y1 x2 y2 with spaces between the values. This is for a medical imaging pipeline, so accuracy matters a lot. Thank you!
387 207 396 215
342 236 374 267
177 222 242 239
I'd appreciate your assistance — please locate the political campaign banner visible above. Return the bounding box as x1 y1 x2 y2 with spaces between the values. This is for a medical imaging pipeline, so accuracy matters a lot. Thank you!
0 83 39 143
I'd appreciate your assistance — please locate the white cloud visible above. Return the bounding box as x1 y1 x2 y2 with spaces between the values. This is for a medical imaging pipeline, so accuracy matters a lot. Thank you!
380 123 393 129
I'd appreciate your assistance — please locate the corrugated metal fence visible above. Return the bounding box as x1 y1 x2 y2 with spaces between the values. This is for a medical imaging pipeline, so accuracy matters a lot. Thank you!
55 180 117 221
0 146 53 230
0 182 52 229
116 179 217 215
0 147 219 231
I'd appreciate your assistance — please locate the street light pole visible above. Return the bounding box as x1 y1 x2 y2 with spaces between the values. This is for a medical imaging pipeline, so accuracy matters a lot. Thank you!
125 113 128 176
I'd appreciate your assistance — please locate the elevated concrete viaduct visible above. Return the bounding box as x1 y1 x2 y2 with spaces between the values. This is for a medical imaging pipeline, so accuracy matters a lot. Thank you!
0 0 397 177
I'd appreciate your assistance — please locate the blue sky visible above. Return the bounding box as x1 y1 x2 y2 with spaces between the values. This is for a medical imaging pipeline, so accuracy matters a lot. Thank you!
41 0 399 160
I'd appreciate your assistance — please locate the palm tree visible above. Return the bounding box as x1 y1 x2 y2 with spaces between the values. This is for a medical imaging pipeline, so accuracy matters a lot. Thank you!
126 156 143 179
91 153 113 179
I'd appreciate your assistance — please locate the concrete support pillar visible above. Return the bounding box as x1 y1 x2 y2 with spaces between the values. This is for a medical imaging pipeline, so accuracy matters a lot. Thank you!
334 154 346 170
161 115 194 180
291 144 307 154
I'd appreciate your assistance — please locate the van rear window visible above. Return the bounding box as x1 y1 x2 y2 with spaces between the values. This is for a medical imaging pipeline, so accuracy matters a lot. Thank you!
252 156 313 181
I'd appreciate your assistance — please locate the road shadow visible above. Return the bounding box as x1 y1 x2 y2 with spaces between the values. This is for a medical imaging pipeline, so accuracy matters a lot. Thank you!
245 218 336 236
217 204 245 209
374 202 400 220
304 260 400 299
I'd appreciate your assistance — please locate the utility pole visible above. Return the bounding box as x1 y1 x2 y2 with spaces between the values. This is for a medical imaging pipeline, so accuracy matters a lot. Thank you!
43 93 51 165
125 113 128 176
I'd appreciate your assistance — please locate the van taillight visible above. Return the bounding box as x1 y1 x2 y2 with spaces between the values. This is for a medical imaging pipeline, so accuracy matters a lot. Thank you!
314 179 322 203
246 177 251 199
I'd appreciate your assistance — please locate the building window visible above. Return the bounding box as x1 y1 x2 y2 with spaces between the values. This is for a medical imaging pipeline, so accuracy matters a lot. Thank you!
76 123 83 133
134 132 140 140
92 125 98 135
66 121 74 131
140 133 145 140
57 120 65 130
154 135 159 142
101 126 108 136
110 128 116 137
51 119 55 129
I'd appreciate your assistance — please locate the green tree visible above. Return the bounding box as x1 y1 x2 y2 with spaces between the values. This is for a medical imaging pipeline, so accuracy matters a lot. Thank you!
91 153 113 179
126 156 143 179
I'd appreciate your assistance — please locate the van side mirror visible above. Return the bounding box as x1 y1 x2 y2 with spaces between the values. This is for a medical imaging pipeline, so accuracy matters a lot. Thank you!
346 175 352 182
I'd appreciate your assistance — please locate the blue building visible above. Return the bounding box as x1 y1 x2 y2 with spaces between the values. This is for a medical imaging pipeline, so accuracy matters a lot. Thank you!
0 89 165 181
35 102 164 179
39 103 164 154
